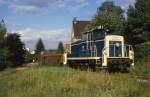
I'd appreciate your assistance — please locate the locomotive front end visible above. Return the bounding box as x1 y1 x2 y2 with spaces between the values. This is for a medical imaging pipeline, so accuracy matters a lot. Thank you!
102 35 134 68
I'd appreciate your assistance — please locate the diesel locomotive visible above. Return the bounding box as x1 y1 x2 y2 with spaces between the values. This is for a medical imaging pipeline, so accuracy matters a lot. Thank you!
63 26 134 70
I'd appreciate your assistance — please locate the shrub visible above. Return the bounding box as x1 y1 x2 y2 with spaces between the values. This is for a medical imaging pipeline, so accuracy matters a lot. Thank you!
131 59 150 77
132 42 150 77
134 42 150 61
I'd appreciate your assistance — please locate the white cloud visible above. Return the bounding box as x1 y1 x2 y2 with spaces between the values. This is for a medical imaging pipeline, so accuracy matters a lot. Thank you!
9 0 64 13
5 18 18 26
118 0 136 11
96 0 135 11
12 28 71 49
13 28 70 41
76 0 88 3
11 5 42 13
68 1 89 12
13 0 51 7
9 0 90 14
96 0 107 4
0 0 5 4
0 0 4 2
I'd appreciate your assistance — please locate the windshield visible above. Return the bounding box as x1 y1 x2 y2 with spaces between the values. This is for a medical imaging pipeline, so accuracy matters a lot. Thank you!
109 41 122 57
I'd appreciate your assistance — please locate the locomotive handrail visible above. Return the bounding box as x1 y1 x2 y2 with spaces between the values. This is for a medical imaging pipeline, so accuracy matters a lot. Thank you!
124 44 134 58
102 46 109 66
102 45 133 58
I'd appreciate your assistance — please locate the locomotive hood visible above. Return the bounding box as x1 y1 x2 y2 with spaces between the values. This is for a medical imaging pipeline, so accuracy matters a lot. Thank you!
105 35 124 41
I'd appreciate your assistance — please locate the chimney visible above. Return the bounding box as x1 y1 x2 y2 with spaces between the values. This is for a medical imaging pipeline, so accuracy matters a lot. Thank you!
73 17 78 24
73 17 77 21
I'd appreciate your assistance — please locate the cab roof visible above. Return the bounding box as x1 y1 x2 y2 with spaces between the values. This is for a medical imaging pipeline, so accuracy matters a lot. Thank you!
83 26 105 34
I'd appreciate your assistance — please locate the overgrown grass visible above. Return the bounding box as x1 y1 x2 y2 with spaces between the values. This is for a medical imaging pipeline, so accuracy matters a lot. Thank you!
0 65 149 97
131 59 150 77
39 61 62 67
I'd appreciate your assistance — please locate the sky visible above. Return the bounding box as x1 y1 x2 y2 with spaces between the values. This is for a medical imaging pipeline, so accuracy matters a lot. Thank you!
0 0 135 50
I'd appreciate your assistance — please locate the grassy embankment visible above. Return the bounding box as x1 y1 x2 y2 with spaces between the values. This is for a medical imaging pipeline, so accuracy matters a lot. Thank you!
0 63 150 97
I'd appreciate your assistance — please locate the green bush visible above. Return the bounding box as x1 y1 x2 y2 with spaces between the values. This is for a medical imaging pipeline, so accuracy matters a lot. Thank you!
131 59 150 77
134 42 150 61
132 42 150 78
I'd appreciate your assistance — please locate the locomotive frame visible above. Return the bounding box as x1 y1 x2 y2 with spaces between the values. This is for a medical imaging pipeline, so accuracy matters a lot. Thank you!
63 26 134 71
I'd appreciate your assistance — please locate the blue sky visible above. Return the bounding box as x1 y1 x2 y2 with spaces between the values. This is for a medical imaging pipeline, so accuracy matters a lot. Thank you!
0 0 135 50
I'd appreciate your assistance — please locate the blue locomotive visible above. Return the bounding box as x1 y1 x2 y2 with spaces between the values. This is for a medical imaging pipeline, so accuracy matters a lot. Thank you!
64 26 134 70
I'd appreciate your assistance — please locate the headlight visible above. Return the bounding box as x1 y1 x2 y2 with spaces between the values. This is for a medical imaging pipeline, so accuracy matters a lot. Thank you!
116 43 120 47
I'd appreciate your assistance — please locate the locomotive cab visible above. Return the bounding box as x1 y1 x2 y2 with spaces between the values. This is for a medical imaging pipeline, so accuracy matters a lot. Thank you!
102 35 134 67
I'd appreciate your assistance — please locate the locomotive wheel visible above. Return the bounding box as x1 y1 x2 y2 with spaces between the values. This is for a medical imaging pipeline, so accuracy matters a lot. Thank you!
80 63 84 70
88 64 96 71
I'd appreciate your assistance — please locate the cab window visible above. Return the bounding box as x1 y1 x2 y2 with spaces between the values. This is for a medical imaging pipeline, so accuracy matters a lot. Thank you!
93 30 105 40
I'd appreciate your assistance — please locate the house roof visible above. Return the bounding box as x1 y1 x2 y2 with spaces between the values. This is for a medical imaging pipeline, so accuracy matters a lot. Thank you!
72 18 90 39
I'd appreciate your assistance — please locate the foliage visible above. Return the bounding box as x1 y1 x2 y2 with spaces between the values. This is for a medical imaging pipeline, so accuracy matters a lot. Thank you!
86 1 125 35
126 0 150 44
0 20 26 69
131 59 150 78
0 20 6 44
0 20 10 70
0 48 10 70
57 41 64 54
0 66 149 97
35 38 45 53
134 42 150 61
6 33 26 67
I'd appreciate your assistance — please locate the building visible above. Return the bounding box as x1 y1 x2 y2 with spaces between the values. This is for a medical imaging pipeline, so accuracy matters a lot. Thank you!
64 18 90 53
71 17 90 42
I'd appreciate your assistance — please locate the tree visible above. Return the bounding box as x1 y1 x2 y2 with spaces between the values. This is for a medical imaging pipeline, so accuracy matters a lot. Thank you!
35 38 45 53
6 33 25 67
57 41 64 53
0 20 9 70
126 0 150 44
0 47 10 70
86 1 125 35
0 19 6 47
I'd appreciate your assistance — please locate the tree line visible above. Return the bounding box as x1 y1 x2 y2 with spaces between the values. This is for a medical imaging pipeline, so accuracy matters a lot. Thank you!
86 0 150 61
35 38 64 54
87 0 150 44
0 20 64 70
